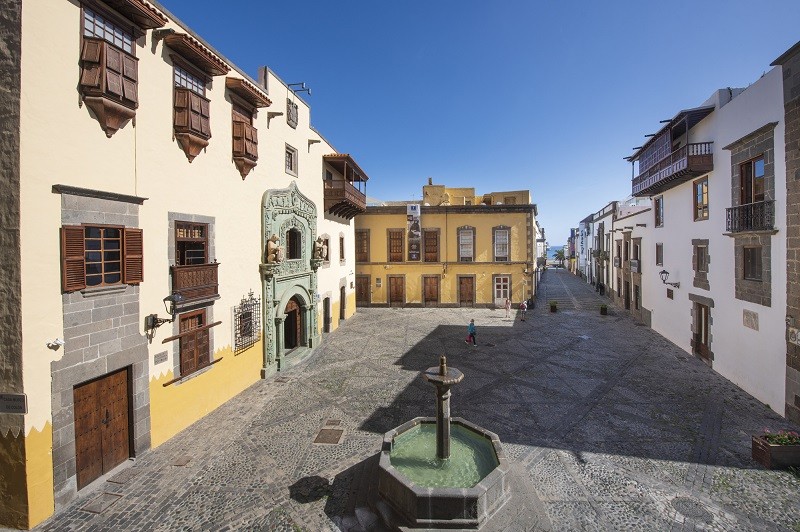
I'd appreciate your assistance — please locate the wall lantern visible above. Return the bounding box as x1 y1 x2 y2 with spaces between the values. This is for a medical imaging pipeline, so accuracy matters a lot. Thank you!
658 270 680 289
145 293 184 333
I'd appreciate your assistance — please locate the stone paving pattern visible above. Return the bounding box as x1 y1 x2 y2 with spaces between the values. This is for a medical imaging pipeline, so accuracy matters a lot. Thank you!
29 269 800 531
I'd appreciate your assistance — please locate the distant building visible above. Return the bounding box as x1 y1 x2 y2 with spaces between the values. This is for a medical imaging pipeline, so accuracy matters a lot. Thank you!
354 181 542 307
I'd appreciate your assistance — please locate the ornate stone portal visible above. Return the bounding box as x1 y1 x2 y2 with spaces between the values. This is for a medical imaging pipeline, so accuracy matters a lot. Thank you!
260 182 321 377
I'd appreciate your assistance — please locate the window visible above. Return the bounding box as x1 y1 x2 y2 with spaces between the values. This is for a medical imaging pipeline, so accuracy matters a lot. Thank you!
285 144 298 176
322 238 330 261
233 292 260 354
623 241 629 261
173 65 210 161
176 222 208 265
423 230 439 262
79 8 138 136
494 227 509 262
695 245 708 273
504 197 516 205
494 276 510 300
231 104 258 178
286 228 301 260
654 196 664 227
744 246 762 281
693 177 709 221
339 236 345 262
741 156 765 204
61 225 143 292
388 230 404 262
655 243 663 266
179 309 210 376
458 227 474 262
633 243 640 261
355 230 369 262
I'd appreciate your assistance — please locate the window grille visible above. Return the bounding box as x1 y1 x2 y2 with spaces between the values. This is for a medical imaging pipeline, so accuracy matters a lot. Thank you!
234 291 261 354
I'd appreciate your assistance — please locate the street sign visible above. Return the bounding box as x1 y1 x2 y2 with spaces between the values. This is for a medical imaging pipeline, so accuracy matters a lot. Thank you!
0 393 27 414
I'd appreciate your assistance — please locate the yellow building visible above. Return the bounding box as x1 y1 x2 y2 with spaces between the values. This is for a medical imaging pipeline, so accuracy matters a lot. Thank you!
355 183 542 307
0 0 368 528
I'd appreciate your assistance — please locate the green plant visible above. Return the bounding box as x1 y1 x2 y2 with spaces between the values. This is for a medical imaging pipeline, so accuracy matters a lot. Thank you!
763 429 800 445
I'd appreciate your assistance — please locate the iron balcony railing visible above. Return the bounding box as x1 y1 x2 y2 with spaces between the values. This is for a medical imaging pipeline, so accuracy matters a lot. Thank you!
632 142 713 196
726 200 775 233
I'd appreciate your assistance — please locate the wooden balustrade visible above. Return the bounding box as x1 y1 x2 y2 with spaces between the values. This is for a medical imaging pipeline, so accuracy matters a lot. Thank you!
171 262 220 302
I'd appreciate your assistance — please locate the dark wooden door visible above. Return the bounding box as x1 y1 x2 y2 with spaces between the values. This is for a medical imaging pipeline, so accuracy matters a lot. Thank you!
340 286 346 319
459 277 474 307
355 275 370 306
388 277 404 307
694 303 711 362
423 276 439 306
624 281 631 310
74 367 130 490
323 297 331 333
179 310 209 376
284 299 301 349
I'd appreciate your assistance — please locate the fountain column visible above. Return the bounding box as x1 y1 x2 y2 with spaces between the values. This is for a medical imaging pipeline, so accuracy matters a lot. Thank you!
423 356 464 460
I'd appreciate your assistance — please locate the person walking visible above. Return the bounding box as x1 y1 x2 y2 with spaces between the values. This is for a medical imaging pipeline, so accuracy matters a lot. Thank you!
504 298 511 318
519 300 527 321
466 319 477 346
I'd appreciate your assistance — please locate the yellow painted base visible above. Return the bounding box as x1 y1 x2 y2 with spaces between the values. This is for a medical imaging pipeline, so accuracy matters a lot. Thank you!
149 340 263 448
0 422 53 530
25 423 54 529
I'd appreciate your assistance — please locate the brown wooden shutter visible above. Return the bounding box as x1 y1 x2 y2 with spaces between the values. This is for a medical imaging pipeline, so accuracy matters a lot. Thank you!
245 124 257 157
123 228 143 284
80 39 103 89
105 46 123 97
199 98 210 137
174 88 190 128
121 54 138 105
62 226 86 292
232 121 245 155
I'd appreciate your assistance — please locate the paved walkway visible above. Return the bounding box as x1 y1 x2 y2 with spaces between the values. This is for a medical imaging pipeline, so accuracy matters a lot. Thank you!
33 269 800 531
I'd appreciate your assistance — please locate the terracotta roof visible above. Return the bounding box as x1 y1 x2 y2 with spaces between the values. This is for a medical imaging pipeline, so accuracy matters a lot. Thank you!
164 32 230 77
104 0 167 29
225 77 271 108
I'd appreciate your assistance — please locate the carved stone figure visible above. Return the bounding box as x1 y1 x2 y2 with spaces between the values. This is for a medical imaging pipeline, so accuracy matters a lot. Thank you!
313 236 328 260
266 234 284 263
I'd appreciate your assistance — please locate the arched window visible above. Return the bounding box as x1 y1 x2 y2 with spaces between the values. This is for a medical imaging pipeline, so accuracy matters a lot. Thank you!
287 228 302 259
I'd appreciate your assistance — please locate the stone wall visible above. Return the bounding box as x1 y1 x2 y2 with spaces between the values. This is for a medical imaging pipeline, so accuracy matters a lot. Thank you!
0 0 26 527
774 44 800 422
52 191 149 508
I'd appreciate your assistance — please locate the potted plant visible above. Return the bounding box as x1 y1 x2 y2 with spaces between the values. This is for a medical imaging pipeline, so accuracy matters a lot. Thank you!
752 429 800 469
548 300 557 313
600 304 608 315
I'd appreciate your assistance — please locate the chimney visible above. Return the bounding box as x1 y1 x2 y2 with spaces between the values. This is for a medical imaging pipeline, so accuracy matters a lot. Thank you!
427 177 433 185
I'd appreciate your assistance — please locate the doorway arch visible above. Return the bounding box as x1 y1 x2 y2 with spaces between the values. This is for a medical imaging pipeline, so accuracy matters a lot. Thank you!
283 297 303 351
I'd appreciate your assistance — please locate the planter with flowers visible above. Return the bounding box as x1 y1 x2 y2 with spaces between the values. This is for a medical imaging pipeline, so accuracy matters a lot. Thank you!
752 429 800 469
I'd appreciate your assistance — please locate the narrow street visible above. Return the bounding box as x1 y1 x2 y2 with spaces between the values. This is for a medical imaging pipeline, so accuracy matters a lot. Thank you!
33 269 800 531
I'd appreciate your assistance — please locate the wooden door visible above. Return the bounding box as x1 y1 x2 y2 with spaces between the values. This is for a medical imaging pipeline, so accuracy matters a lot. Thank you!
74 368 130 490
493 276 509 307
179 310 209 376
340 286 346 319
355 275 370 306
388 276 404 307
459 277 474 307
423 276 439 306
694 303 711 362
624 281 631 310
284 299 301 349
323 297 331 333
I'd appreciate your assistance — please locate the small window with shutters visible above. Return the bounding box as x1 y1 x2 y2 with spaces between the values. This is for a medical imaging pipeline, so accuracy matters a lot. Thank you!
232 104 258 177
173 64 211 162
79 7 139 137
61 224 143 292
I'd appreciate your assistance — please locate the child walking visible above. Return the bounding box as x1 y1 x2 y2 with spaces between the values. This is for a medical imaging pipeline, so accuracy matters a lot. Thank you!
504 298 511 318
466 319 477 346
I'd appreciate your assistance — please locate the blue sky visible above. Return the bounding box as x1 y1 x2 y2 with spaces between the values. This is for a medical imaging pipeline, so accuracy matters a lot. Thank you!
158 0 799 245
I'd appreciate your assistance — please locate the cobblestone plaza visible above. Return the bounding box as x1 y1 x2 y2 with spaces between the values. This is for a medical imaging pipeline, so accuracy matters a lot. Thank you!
30 270 800 531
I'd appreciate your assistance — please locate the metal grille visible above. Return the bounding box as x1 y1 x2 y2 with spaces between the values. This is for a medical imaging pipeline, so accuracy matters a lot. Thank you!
234 291 261 354
726 200 774 232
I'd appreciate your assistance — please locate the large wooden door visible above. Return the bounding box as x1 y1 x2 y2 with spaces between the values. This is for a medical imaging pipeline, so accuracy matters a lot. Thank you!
284 298 301 350
459 277 475 307
388 276 404 307
423 276 439 306
493 275 510 307
355 275 370 306
74 367 130 490
694 302 711 363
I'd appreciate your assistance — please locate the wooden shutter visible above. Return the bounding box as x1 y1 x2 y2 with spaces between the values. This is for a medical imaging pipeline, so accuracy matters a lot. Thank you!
123 228 143 284
80 39 103 89
174 89 190 128
232 121 245 156
199 97 210 137
62 226 86 292
105 46 123 97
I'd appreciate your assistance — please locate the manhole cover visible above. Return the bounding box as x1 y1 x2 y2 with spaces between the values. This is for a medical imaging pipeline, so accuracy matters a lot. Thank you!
275 376 290 383
170 456 192 467
314 428 343 444
81 493 122 514
107 468 139 485
325 419 341 426
671 497 713 524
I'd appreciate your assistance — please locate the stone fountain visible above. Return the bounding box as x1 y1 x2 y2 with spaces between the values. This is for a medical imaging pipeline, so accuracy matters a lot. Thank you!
376 356 510 529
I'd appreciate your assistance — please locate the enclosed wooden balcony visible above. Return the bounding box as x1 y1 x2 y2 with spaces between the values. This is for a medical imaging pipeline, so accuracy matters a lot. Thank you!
171 262 219 302
632 142 713 196
323 154 369 219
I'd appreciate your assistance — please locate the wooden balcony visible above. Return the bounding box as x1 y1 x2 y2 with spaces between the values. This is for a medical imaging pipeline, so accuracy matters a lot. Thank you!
632 142 713 196
726 201 775 233
171 262 219 302
324 180 366 219
323 153 369 220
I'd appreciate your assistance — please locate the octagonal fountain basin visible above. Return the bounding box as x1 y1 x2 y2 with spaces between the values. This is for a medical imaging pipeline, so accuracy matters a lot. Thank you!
377 417 510 529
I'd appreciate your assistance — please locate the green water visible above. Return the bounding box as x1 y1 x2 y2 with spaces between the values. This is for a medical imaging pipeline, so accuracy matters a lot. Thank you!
389 423 499 488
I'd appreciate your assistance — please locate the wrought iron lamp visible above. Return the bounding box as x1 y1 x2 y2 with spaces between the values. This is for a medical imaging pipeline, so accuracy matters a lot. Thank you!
145 293 184 332
658 270 680 289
